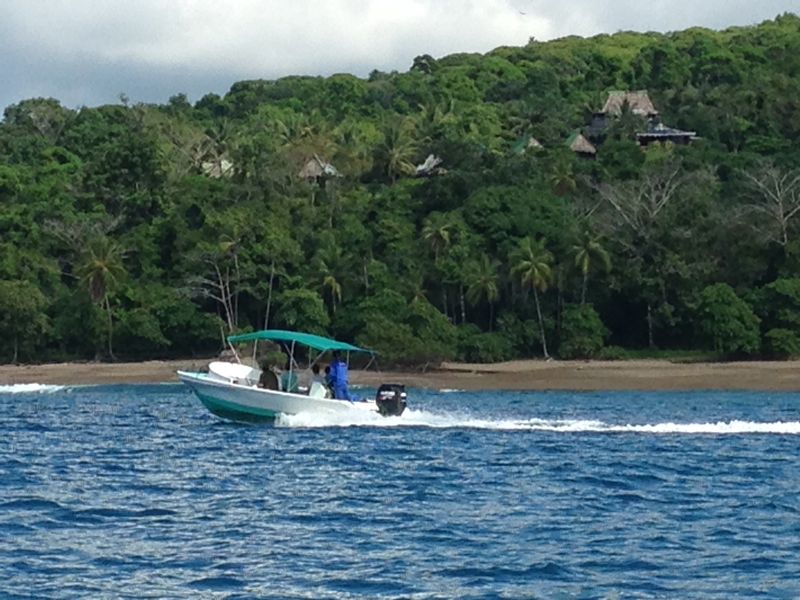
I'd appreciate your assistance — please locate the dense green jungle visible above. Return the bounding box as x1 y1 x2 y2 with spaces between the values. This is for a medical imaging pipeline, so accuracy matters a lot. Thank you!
1 14 800 365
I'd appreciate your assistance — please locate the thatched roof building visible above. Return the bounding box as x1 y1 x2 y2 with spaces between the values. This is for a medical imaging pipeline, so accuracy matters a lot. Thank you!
201 157 234 179
587 89 699 148
511 134 544 155
299 155 340 181
566 132 596 157
601 90 658 117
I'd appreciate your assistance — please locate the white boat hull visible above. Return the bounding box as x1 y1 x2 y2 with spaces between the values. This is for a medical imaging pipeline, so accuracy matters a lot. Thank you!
177 370 380 422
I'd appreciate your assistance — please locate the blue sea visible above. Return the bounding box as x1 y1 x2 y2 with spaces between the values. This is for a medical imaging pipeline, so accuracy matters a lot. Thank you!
1 383 799 599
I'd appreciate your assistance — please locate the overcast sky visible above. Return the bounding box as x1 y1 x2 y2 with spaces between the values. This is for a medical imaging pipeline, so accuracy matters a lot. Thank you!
1 0 797 111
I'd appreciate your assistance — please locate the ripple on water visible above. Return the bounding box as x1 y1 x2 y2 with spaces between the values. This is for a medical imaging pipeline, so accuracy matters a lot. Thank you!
186 576 246 590
0 498 65 512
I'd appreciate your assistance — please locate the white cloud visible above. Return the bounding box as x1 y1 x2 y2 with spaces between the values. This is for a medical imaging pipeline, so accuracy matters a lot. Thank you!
0 0 796 109
5 1 540 71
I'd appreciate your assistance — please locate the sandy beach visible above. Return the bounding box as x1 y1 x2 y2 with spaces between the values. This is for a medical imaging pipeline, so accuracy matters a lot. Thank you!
2 358 800 391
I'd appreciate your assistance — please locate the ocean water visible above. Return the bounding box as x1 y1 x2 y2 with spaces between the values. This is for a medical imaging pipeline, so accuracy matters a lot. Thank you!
1 383 799 599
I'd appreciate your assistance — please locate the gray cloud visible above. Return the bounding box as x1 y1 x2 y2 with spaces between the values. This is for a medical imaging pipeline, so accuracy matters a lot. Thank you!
1 0 796 111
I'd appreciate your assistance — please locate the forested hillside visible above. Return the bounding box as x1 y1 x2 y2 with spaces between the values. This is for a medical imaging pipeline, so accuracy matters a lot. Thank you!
2 14 800 364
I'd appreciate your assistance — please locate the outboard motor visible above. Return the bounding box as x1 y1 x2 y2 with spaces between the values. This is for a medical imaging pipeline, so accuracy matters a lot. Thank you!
375 384 407 417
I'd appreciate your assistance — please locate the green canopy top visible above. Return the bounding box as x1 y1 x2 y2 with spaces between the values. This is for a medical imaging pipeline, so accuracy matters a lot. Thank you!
227 329 372 354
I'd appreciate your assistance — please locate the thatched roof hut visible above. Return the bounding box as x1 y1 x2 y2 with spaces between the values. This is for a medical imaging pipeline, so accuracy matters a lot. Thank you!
566 132 597 157
201 157 234 179
299 155 340 181
601 90 658 117
511 134 544 155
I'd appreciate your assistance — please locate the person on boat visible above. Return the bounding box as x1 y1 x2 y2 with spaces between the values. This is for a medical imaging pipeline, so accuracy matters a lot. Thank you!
280 357 299 393
328 351 355 401
258 368 279 390
257 356 279 389
306 363 329 398
311 363 325 385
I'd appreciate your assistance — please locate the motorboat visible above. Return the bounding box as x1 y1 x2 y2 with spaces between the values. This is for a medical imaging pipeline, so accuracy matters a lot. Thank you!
177 329 407 422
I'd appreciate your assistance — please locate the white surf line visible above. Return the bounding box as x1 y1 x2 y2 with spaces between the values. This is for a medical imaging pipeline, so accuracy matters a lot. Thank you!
276 411 800 434
0 383 66 394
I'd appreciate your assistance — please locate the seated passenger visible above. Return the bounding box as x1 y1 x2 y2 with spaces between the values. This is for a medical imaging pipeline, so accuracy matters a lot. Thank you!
257 357 279 389
306 363 329 398
311 363 326 385
279 359 299 392
258 369 279 390
280 371 298 393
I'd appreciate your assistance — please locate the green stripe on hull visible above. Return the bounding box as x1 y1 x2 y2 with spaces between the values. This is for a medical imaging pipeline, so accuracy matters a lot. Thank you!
196 391 278 423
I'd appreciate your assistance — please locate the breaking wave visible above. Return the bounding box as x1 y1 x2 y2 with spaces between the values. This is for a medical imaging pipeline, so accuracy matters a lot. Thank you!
0 383 66 394
276 409 800 434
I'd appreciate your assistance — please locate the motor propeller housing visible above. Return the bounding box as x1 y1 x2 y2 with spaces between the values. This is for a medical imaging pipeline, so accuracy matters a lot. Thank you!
375 383 407 416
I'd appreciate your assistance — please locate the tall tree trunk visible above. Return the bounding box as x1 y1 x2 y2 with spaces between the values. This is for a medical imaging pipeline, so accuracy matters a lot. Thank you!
459 285 466 324
214 263 235 333
105 295 115 360
488 302 494 332
557 265 564 338
263 260 275 330
533 287 549 358
232 255 241 330
328 184 336 229
581 271 588 305
13 335 18 364
441 289 448 320
217 320 227 353
647 302 655 349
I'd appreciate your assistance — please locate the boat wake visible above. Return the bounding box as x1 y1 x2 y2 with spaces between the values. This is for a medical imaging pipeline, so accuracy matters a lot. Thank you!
276 409 800 434
0 383 66 394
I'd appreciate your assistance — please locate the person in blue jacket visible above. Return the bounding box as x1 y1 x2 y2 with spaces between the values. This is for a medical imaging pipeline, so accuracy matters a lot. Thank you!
328 351 354 401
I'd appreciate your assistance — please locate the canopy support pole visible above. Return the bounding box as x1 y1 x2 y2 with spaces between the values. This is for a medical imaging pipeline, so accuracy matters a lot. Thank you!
228 339 241 364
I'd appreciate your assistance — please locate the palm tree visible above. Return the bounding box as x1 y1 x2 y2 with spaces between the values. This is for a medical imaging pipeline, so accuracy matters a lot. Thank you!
378 116 418 183
334 118 378 178
571 231 611 304
76 235 126 359
548 156 577 197
421 212 454 262
322 273 342 313
314 254 343 314
219 235 242 329
465 255 500 330
408 274 428 306
416 99 456 143
511 237 554 358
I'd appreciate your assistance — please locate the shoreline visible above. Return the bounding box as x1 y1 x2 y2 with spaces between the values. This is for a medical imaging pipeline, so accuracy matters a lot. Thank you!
2 358 800 391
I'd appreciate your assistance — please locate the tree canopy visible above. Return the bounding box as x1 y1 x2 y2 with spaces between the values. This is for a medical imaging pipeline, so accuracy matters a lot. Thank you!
2 14 800 363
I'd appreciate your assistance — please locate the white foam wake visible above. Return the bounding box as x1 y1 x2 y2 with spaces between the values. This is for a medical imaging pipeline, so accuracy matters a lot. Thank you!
0 383 66 394
275 410 800 435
